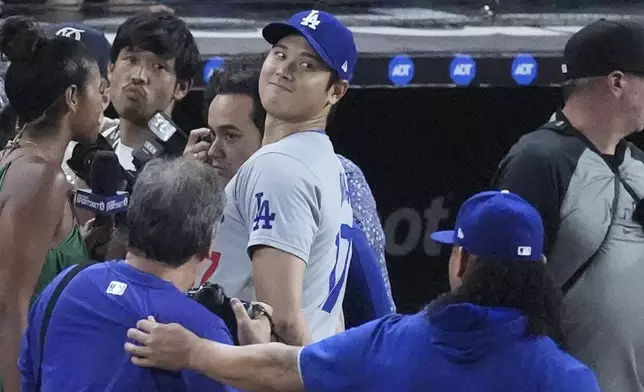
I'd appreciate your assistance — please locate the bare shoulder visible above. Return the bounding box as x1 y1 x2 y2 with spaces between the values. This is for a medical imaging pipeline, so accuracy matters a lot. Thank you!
2 155 68 205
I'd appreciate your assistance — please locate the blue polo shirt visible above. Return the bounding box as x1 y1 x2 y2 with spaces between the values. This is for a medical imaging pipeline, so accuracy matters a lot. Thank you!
20 260 241 392
299 302 600 392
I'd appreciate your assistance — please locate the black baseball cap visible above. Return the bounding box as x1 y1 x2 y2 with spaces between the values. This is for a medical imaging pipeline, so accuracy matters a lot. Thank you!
562 19 644 81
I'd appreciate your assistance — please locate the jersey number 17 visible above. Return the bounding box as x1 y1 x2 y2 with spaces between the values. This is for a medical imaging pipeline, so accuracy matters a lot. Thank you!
321 223 353 313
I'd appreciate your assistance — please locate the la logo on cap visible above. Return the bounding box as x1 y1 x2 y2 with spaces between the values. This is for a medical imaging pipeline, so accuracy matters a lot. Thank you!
457 228 464 239
300 10 321 30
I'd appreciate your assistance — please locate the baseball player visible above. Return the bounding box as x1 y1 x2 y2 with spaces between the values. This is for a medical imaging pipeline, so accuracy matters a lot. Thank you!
195 10 357 345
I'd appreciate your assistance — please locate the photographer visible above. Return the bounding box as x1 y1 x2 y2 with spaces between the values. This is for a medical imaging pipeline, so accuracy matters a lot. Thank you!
0 16 104 392
125 191 601 392
19 157 245 392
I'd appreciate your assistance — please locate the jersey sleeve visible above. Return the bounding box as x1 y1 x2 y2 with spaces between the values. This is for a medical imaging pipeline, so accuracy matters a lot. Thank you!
492 139 561 253
235 153 321 263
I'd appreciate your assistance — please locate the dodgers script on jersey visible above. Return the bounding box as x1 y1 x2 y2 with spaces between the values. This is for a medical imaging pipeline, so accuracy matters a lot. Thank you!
195 131 354 342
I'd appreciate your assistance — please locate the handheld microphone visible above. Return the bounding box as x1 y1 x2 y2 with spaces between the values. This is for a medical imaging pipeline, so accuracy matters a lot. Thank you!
132 112 188 170
75 151 129 216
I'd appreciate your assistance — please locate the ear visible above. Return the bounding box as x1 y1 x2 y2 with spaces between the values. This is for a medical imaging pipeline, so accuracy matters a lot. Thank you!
456 248 471 279
64 84 79 114
327 79 349 106
173 79 192 102
102 91 111 111
101 79 111 111
608 71 626 97
107 63 115 84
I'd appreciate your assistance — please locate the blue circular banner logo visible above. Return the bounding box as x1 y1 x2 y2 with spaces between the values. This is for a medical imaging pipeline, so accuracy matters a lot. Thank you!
388 55 415 86
449 54 476 86
511 54 538 86
202 57 225 84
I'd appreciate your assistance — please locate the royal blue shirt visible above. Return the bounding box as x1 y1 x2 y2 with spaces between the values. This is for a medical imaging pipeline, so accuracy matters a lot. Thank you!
299 302 600 392
20 260 241 392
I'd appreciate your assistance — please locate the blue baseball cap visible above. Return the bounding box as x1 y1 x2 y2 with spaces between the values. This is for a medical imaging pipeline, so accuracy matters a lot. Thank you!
262 10 357 81
431 191 544 262
45 23 111 78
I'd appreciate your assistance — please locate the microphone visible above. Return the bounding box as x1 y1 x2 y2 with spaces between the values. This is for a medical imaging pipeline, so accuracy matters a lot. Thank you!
75 151 129 216
132 112 188 170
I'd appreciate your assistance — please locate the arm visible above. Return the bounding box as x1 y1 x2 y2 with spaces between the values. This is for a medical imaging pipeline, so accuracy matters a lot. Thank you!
185 323 250 392
192 341 304 392
238 154 321 346
125 314 388 392
0 160 67 392
125 315 303 392
251 247 311 345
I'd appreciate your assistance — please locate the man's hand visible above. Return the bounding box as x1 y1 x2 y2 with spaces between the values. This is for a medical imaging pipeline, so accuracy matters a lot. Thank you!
183 128 213 163
125 316 201 371
232 298 273 345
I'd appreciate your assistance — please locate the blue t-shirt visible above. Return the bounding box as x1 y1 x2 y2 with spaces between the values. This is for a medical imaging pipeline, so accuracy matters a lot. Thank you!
299 302 600 392
20 260 241 392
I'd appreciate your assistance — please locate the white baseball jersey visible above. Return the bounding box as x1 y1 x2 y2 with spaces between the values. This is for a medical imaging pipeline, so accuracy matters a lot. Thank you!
195 130 354 342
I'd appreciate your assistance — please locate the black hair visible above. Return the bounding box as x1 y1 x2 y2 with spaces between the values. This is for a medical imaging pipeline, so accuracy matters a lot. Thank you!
203 64 265 135
431 256 566 347
111 12 200 85
0 16 96 128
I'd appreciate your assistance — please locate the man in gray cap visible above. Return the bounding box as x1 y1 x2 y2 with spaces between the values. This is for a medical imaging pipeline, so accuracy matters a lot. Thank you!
493 19 644 392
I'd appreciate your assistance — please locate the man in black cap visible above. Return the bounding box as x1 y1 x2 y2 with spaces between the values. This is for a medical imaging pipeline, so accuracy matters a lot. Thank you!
493 19 644 392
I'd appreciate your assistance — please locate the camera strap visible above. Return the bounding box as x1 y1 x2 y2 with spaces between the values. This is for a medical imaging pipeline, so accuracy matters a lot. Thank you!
35 263 94 392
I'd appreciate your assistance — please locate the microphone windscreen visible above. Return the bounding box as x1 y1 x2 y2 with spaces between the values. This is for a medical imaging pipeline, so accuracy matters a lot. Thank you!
89 151 123 195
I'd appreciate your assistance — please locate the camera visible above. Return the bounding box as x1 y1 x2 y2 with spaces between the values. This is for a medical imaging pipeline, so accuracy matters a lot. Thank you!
187 282 251 345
